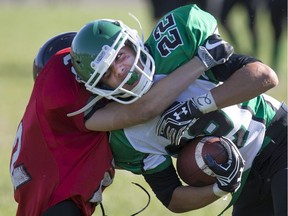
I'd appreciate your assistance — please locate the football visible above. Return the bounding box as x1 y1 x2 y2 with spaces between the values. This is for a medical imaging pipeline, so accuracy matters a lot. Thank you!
176 136 228 187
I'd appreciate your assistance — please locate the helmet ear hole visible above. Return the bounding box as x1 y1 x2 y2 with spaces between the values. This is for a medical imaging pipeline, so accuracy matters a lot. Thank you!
114 21 121 26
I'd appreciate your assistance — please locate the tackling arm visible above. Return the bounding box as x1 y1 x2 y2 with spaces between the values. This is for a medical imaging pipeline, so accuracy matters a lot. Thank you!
211 59 279 109
86 34 234 131
156 55 279 145
85 58 205 131
193 54 279 113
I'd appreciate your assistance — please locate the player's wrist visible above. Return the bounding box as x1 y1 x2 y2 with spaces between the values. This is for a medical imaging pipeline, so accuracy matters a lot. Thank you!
213 183 229 197
196 47 215 70
193 91 217 114
195 55 208 71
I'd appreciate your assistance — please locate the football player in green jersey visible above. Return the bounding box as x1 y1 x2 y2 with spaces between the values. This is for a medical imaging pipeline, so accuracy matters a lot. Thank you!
70 4 285 216
28 16 233 216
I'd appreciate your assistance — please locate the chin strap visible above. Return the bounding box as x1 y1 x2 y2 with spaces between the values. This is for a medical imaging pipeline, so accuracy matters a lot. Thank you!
67 95 103 117
99 202 107 216
99 182 150 216
130 182 151 216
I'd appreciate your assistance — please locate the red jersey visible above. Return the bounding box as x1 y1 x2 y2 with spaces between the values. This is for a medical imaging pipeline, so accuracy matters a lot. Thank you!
10 48 114 216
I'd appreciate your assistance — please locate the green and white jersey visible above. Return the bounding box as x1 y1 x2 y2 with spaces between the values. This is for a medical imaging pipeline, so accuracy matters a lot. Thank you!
145 4 218 79
110 86 281 175
109 4 281 176
110 4 218 174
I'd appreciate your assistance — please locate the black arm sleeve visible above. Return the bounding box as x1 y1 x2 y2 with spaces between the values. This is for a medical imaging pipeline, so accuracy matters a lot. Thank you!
143 164 182 208
211 53 260 81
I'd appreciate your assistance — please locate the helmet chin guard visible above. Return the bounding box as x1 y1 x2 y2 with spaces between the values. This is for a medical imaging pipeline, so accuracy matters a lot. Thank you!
71 19 155 104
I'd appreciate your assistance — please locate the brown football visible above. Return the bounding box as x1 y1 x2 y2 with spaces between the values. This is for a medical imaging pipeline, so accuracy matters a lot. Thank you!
176 136 228 187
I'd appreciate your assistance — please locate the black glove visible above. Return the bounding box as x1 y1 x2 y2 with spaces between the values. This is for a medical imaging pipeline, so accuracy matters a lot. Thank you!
156 99 203 145
196 34 234 70
204 137 245 196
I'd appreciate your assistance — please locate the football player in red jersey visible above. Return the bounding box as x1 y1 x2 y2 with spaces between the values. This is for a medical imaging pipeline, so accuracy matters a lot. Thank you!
11 33 115 216
10 24 233 215
11 5 283 213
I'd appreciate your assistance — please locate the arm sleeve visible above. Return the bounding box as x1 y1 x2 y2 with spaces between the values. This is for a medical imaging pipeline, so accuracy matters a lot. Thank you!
143 163 182 207
211 53 260 81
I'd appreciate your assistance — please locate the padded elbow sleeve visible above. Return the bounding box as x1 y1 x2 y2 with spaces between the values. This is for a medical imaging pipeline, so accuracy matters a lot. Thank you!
211 54 260 81
143 164 182 207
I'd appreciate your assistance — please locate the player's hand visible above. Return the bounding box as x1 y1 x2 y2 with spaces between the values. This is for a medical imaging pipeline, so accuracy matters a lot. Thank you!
156 99 203 145
204 137 245 197
196 34 234 70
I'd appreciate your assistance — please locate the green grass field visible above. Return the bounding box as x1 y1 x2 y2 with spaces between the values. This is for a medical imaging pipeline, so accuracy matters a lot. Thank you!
0 2 286 215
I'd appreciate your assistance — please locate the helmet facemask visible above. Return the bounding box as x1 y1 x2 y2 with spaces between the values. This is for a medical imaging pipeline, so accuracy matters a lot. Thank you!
82 20 155 104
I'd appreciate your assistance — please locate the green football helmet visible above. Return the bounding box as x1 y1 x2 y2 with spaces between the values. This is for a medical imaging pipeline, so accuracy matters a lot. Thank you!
70 19 155 104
